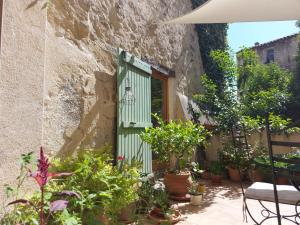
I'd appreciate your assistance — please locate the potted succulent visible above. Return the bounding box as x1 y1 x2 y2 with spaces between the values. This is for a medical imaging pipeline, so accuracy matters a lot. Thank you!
141 114 211 201
188 182 205 206
210 161 224 184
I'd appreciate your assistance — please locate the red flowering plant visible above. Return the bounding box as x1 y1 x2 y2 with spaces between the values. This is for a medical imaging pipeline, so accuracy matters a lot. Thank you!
8 147 79 225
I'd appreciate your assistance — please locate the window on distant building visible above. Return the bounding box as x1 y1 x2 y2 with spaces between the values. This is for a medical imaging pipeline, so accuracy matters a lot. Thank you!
266 49 275 64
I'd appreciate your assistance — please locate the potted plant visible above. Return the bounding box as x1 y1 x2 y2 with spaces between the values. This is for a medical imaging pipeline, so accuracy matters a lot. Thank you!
141 114 210 200
248 162 264 182
188 182 205 206
210 161 224 184
189 162 204 180
219 141 248 182
148 180 181 224
254 155 290 185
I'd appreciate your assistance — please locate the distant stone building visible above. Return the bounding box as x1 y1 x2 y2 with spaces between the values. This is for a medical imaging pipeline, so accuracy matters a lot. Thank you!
245 34 299 73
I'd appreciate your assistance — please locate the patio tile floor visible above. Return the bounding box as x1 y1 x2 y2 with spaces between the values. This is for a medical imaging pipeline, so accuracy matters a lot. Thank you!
138 180 298 225
175 180 297 225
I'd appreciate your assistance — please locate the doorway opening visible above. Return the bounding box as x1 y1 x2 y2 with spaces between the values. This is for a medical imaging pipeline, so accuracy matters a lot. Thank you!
151 69 169 126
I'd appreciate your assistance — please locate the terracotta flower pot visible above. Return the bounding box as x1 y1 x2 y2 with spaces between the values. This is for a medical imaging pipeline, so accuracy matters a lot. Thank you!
276 176 289 185
164 173 192 198
211 174 222 184
228 167 242 182
248 169 264 182
118 202 136 224
200 170 211 180
148 207 181 224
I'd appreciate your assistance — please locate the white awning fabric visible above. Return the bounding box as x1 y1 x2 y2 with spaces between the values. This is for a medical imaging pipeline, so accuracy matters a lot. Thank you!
165 0 300 24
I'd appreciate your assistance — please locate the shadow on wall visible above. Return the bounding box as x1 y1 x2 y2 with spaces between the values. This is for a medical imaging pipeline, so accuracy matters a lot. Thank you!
57 72 117 157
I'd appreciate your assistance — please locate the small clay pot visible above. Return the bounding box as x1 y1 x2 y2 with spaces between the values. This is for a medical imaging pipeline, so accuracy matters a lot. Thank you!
118 202 136 224
148 208 181 224
200 170 211 180
248 169 264 182
228 167 242 182
211 174 222 184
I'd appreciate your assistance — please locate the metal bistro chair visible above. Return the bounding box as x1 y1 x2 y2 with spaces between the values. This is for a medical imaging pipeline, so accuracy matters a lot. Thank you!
244 115 300 225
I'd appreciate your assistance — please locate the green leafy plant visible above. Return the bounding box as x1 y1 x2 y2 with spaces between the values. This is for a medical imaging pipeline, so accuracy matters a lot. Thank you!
51 147 140 224
140 114 211 172
209 161 224 176
9 148 75 225
188 182 205 196
1 148 79 225
219 141 250 171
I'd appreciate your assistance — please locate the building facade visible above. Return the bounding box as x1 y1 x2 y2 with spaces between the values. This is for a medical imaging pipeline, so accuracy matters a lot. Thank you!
250 34 299 73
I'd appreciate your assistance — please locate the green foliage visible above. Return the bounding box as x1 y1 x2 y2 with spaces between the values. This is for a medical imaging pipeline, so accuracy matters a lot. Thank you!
191 0 228 95
193 50 239 133
209 161 224 175
237 48 259 90
288 31 300 123
138 174 173 217
219 141 249 170
193 48 299 135
140 114 211 171
0 151 81 225
239 52 293 117
51 147 140 224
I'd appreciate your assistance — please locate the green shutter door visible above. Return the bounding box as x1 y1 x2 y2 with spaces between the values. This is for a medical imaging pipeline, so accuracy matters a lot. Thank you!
117 48 152 174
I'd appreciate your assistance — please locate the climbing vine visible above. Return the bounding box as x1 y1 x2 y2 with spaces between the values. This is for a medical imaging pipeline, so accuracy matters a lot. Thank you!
191 0 228 95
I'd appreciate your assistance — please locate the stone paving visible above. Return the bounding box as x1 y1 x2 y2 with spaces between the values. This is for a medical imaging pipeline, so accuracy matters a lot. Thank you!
138 180 298 225
173 180 298 225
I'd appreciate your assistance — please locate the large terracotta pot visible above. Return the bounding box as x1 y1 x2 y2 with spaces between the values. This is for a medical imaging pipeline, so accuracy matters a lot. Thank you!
211 174 222 184
164 173 192 197
228 167 242 182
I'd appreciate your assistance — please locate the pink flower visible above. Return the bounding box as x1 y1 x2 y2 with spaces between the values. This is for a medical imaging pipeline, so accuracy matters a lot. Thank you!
30 147 50 187
30 147 71 188
117 155 125 161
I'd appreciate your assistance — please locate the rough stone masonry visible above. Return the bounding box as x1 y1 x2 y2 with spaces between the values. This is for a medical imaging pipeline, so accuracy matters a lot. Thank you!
0 0 204 199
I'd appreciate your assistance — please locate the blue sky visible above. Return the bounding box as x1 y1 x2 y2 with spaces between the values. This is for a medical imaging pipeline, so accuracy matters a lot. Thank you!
228 20 299 53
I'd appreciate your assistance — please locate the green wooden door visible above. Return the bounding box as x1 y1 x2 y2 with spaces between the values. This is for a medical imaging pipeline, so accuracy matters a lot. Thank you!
117 48 152 174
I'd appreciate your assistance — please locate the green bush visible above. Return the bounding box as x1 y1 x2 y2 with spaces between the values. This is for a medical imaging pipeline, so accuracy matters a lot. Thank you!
51 147 140 224
140 114 211 172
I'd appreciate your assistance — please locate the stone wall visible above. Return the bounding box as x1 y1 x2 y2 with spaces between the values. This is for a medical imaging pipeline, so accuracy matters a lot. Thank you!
44 0 203 155
0 0 203 198
206 132 300 162
0 0 47 200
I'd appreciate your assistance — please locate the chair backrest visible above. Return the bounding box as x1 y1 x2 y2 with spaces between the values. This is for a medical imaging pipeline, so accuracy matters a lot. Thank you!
265 115 300 191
